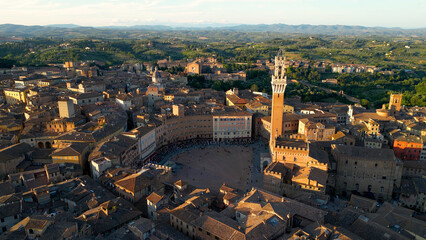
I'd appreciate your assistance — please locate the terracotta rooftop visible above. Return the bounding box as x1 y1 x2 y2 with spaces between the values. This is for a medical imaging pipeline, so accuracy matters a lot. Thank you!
146 192 164 205
332 145 397 162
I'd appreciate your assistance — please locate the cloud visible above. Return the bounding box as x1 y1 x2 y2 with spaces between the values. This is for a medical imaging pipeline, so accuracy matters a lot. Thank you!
186 0 301 7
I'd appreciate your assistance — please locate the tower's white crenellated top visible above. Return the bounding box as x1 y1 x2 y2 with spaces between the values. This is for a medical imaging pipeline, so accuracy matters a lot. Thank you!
271 49 288 94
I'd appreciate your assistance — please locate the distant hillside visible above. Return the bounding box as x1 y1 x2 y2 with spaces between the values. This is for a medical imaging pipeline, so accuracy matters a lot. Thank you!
0 24 126 39
222 24 426 36
45 24 82 28
100 25 174 30
0 23 425 39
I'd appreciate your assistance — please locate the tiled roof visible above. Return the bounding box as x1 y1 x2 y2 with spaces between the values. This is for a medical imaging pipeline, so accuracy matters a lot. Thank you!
146 192 164 205
76 197 142 235
292 167 328 186
191 212 245 240
70 92 103 100
350 195 377 210
52 143 88 156
332 145 396 162
0 143 32 162
0 194 21 219
114 171 151 193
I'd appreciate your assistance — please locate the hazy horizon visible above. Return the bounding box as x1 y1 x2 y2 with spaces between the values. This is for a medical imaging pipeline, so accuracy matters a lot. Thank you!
1 22 425 30
1 0 425 29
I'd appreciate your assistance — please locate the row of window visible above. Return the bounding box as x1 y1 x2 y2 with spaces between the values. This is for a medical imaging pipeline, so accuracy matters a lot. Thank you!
215 127 249 131
167 124 211 129
345 160 382 167
214 118 249 121
215 121 248 125
343 182 385 192
342 172 388 180
78 97 101 104
215 132 250 135
396 143 421 148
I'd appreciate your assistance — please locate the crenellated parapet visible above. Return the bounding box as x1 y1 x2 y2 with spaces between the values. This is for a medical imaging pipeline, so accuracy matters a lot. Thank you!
264 169 283 177
145 162 172 172
271 80 287 94
274 144 308 152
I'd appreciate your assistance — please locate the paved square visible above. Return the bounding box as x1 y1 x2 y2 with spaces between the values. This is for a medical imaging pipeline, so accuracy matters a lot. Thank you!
171 145 253 191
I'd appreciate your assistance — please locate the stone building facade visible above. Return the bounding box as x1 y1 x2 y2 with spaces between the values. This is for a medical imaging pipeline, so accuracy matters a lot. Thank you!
332 144 402 201
212 112 252 142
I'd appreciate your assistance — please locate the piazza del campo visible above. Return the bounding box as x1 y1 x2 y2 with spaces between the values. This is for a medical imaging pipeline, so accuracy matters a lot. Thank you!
0 6 425 239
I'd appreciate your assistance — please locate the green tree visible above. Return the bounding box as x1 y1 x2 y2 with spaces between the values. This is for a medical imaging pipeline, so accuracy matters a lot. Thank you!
361 99 369 107
251 84 259 92
0 58 15 68
415 80 426 95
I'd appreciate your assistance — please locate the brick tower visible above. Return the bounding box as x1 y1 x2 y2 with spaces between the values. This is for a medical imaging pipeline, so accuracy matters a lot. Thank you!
388 93 403 115
270 49 288 146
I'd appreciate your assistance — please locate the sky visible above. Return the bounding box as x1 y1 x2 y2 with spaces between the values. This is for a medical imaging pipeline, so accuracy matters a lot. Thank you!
1 0 425 28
